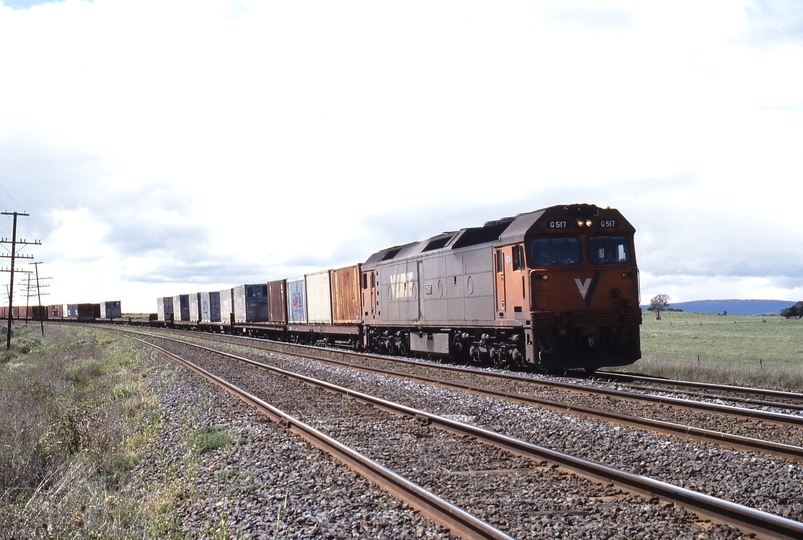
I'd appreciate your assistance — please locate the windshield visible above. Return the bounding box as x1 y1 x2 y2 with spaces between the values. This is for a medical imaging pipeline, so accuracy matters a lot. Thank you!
587 236 631 263
530 237 581 266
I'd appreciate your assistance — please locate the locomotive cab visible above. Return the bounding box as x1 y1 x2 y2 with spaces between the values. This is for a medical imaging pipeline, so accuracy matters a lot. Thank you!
499 204 641 370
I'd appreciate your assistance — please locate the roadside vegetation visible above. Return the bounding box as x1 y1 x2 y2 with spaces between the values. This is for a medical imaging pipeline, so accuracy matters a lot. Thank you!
0 323 232 539
623 311 803 391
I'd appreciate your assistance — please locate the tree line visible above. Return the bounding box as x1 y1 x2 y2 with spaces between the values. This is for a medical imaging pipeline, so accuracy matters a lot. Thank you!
781 301 803 319
648 295 803 320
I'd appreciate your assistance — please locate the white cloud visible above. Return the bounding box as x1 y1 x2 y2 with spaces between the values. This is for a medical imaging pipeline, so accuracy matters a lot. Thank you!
0 0 802 311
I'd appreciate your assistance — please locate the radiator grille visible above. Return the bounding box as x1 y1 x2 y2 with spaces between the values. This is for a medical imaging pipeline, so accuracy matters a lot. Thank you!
532 309 639 328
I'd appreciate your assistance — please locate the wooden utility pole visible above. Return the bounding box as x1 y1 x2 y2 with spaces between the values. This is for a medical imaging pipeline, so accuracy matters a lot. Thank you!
1 211 41 349
29 262 48 337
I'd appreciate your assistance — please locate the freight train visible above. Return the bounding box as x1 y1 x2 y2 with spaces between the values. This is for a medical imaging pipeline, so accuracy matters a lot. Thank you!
156 204 642 370
2 301 123 322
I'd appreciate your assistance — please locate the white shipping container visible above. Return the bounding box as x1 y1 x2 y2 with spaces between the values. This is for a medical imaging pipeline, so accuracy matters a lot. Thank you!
220 288 234 325
286 277 307 324
306 270 332 324
189 293 201 322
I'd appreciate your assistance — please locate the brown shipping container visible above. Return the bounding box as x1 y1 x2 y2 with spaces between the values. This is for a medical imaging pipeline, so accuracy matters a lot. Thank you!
330 264 362 324
267 279 287 324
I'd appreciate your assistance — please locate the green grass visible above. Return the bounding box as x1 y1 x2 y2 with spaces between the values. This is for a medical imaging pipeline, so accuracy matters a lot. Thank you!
619 311 803 390
0 323 183 539
189 425 244 455
0 322 256 539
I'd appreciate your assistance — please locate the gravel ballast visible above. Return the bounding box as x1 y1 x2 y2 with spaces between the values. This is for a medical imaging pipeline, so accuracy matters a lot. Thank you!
131 346 458 539
132 335 762 538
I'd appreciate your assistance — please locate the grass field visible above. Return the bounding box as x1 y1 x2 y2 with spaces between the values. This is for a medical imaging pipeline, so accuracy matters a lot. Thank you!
0 323 234 539
617 311 803 391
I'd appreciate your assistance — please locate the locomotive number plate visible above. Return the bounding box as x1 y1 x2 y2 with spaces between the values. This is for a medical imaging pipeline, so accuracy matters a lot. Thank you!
599 220 616 228
549 220 568 229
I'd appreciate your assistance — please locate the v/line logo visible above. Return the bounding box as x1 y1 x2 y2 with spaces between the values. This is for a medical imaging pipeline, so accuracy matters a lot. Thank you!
574 271 602 306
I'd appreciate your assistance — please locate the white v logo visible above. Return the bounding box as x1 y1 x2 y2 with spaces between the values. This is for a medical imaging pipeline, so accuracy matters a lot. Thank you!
575 278 592 299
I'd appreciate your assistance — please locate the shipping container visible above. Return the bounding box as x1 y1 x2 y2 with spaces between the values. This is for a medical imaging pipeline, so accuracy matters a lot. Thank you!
65 304 79 319
201 291 221 323
77 304 96 320
306 271 332 325
233 284 268 323
189 293 201 322
220 288 234 325
157 297 174 322
48 304 64 319
330 264 361 324
286 277 307 324
100 301 122 319
173 295 190 322
267 279 287 324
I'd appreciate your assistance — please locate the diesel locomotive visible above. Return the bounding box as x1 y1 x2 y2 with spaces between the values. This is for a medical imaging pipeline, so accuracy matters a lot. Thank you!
158 204 642 370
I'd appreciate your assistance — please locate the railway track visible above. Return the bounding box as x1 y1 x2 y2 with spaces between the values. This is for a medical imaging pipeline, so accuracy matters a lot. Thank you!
132 336 510 540
591 370 803 411
121 328 803 538
137 328 803 449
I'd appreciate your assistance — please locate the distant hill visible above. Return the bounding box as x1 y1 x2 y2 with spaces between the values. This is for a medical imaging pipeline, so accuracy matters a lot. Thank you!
640 299 796 315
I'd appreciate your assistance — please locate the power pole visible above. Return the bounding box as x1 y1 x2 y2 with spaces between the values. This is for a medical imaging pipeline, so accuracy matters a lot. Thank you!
29 261 48 337
1 211 41 349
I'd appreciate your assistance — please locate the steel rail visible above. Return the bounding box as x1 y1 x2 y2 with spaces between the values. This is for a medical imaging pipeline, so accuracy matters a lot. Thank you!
128 327 803 403
594 370 803 402
250 350 803 461
133 332 803 540
121 328 803 458
130 336 514 540
177 330 803 427
624 383 803 412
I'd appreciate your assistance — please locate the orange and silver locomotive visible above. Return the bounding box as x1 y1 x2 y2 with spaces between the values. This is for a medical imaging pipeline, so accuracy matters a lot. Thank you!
362 204 641 370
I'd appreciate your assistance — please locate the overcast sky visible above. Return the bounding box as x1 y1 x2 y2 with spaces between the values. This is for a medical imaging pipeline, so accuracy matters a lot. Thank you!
1 0 801 313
